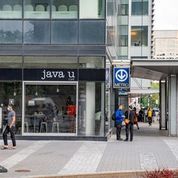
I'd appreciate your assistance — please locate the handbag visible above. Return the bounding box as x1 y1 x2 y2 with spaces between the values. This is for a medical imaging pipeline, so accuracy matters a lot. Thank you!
124 118 130 124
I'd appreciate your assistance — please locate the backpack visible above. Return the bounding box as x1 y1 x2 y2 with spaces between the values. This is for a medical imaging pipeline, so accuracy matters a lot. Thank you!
115 109 123 124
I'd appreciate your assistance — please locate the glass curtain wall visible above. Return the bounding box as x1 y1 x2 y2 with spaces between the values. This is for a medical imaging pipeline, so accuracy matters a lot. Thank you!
117 0 129 59
132 0 148 16
80 0 105 19
131 26 148 46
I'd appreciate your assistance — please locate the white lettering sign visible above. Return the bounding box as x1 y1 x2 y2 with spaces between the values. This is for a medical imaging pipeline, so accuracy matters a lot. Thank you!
41 70 75 80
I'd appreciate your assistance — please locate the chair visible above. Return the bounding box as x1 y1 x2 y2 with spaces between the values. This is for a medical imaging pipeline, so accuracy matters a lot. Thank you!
2 4 12 11
25 5 34 11
13 4 22 11
69 5 77 11
58 5 67 11
24 121 29 132
35 4 45 11
40 122 47 133
52 121 59 133
47 5 56 11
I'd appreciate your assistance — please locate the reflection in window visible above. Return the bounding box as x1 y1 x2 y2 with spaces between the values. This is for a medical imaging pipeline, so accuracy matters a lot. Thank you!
80 0 105 19
24 56 78 69
118 4 128 15
119 36 128 46
79 21 105 44
131 26 148 46
52 0 78 19
132 0 148 15
24 0 50 19
51 21 78 44
0 0 22 19
0 21 22 43
78 82 104 136
0 56 22 68
79 57 104 68
24 21 50 44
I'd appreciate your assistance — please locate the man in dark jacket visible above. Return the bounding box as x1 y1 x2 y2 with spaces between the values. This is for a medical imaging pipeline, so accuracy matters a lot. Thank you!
124 106 135 142
115 104 125 140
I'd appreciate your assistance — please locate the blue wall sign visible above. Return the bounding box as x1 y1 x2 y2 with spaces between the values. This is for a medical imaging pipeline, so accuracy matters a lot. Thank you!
113 67 130 88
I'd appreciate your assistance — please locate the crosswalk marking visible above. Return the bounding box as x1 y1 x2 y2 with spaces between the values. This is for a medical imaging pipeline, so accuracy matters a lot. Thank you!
58 142 106 175
0 141 50 169
164 139 178 160
140 152 158 170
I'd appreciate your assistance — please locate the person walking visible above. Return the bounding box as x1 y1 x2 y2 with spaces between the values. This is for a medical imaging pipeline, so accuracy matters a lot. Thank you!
1 105 16 150
147 107 153 126
114 104 125 141
124 106 135 142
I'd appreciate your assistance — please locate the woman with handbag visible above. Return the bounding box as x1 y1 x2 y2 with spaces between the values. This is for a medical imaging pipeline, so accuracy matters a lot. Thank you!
124 106 135 141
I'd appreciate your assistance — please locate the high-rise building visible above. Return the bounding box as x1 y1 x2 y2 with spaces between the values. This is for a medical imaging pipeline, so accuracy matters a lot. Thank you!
105 0 154 130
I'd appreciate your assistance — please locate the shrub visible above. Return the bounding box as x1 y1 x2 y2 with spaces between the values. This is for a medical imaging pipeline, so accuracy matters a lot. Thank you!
143 168 175 178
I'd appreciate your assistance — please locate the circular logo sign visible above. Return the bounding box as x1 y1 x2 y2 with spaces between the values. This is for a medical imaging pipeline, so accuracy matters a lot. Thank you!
115 69 128 82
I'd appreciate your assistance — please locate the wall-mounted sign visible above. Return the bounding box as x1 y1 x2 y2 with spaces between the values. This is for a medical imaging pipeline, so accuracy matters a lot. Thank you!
24 69 78 81
113 67 130 88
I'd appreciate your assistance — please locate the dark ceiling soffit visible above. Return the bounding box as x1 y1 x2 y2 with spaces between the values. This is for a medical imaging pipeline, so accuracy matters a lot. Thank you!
0 45 106 56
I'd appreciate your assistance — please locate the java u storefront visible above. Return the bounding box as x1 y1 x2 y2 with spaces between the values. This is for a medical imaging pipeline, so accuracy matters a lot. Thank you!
0 68 106 140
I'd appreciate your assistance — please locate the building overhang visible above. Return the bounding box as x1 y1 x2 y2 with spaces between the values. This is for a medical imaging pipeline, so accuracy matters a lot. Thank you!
131 59 178 80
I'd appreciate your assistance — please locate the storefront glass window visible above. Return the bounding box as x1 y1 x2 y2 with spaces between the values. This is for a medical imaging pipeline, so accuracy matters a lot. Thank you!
24 21 50 44
24 83 77 134
0 0 22 19
52 0 78 19
78 82 104 136
0 21 22 44
51 21 78 44
80 0 105 19
24 0 50 19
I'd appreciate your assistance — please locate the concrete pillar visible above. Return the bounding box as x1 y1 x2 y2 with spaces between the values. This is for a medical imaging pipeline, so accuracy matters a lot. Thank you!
86 82 95 135
99 83 104 136
168 75 177 136
85 62 96 135
160 80 166 129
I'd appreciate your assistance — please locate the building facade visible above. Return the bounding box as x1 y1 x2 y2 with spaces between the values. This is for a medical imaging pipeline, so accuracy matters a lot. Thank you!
153 30 178 60
0 0 106 139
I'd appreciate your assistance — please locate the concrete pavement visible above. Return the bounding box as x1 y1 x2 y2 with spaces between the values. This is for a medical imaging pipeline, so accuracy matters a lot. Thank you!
0 122 178 178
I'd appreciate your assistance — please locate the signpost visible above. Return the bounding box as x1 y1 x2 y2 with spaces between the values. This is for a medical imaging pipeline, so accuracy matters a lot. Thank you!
113 67 130 89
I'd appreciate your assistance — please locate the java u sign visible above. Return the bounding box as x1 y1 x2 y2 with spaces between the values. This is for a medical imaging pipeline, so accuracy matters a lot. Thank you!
113 67 130 88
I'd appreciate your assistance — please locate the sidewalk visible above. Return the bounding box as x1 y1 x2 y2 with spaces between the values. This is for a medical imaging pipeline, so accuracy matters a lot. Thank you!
0 122 178 178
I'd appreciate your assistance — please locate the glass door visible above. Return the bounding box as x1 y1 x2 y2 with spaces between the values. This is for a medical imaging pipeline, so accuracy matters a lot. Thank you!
22 81 77 135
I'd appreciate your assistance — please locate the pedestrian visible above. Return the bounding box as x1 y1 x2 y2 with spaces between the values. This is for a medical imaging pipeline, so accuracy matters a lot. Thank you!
1 105 16 150
147 107 153 126
124 106 135 142
133 107 139 130
114 104 125 141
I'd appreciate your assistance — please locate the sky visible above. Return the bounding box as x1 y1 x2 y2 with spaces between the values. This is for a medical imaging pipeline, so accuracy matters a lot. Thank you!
154 0 178 30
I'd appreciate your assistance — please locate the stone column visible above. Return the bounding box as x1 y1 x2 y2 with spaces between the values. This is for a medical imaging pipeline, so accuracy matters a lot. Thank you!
168 75 177 136
160 80 166 129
